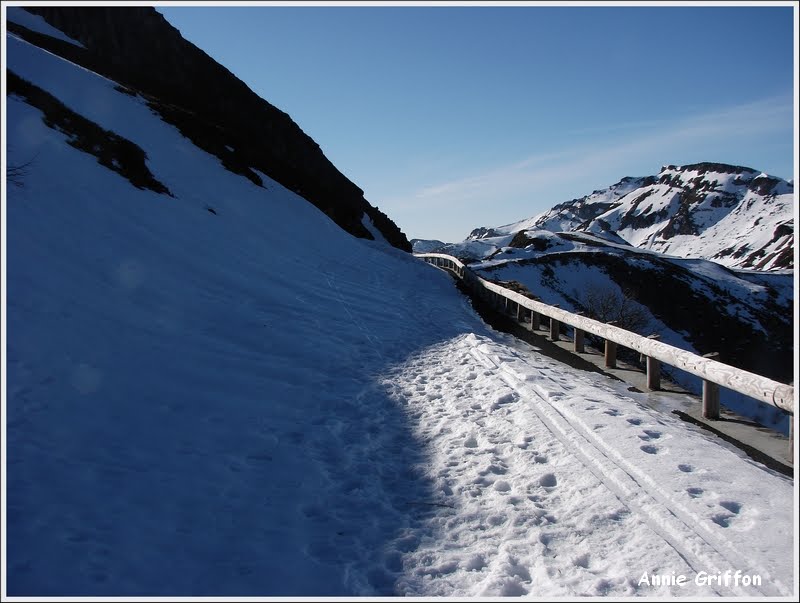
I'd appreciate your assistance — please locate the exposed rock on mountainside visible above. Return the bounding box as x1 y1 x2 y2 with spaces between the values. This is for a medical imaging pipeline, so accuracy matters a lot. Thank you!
463 163 793 270
9 6 411 251
8 71 172 196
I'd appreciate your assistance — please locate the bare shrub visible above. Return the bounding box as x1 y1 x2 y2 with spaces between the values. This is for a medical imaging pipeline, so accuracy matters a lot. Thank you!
579 284 651 334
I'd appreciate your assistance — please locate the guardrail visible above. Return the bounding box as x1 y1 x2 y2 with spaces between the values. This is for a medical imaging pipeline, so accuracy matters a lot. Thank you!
415 253 795 422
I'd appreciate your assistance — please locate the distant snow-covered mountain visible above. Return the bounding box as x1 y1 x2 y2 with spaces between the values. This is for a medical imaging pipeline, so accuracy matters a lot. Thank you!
450 163 794 271
410 238 447 253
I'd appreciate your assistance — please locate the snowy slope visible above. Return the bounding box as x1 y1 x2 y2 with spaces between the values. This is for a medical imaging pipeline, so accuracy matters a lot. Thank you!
4 24 797 599
5 6 85 47
458 164 794 271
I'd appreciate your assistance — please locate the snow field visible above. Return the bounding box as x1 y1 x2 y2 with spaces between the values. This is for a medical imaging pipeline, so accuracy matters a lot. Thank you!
5 20 795 598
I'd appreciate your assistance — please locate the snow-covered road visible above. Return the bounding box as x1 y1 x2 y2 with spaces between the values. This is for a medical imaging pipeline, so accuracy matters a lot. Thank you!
371 332 793 597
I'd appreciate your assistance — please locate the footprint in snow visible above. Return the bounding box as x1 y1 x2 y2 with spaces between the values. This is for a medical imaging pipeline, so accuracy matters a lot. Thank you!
626 417 642 426
678 464 694 473
464 554 487 571
719 501 742 514
603 409 620 416
538 533 556 553
480 462 508 476
501 556 532 582
638 430 662 441
640 444 660 455
594 578 616 595
498 579 529 597
492 392 517 409
686 487 704 499
516 435 534 449
539 473 557 489
493 480 511 493
607 508 630 522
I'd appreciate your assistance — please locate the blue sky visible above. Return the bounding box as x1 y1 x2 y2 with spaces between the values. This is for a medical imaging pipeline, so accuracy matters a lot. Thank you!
157 3 796 243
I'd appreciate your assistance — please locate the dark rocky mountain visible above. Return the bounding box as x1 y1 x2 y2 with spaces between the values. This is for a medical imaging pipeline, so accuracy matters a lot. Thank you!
8 6 411 251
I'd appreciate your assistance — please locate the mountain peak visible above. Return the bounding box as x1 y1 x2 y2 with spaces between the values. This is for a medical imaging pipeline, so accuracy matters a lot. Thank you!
448 163 793 271
660 162 760 176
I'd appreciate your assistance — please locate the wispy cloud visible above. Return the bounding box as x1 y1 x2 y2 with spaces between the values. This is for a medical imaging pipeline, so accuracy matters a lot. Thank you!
384 94 793 241
412 148 576 202
391 94 793 213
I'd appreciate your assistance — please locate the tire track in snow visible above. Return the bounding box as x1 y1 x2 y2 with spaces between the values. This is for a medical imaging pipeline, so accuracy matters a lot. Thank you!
468 342 784 597
387 335 647 596
464 341 627 596
539 388 790 596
